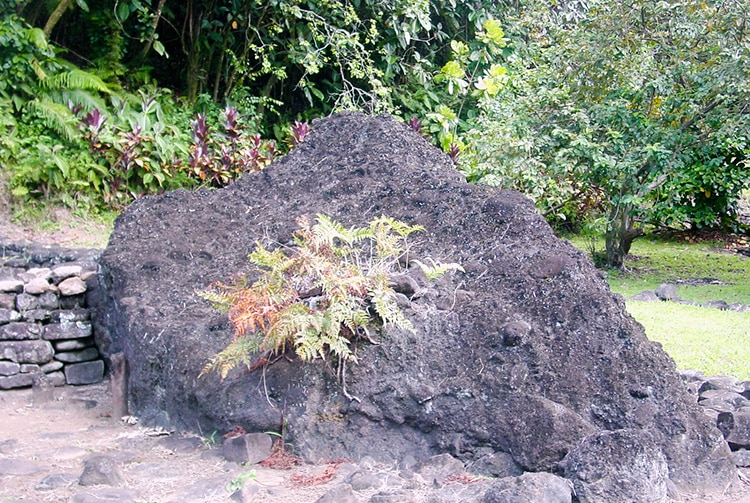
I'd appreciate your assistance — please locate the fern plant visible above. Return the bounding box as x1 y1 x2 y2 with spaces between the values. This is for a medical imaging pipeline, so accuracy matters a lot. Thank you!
1 14 113 142
199 214 462 394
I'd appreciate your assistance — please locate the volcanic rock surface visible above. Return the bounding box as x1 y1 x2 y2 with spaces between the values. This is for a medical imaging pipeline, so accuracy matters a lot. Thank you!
96 112 737 499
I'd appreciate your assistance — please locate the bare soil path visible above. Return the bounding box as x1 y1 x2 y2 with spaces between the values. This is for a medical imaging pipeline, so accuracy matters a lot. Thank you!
0 380 353 502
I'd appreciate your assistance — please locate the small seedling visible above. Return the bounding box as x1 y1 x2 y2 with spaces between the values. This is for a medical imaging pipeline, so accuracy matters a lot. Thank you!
412 257 465 280
226 470 257 492
201 430 219 449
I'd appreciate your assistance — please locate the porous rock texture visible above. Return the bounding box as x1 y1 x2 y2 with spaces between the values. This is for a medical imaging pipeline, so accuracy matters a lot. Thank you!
96 112 736 500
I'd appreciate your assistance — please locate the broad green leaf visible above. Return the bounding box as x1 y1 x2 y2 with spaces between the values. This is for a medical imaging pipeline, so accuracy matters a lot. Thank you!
489 64 507 77
450 40 469 57
10 186 29 197
474 76 501 97
153 40 168 58
116 2 131 22
27 28 48 50
441 60 465 79
482 19 506 47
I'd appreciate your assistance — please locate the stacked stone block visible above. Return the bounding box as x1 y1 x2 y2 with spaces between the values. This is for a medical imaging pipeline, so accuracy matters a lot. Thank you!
0 243 103 389
681 370 750 468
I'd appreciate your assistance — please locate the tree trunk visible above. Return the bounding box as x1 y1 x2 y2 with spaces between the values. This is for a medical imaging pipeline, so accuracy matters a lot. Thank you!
181 0 211 103
185 48 203 103
605 205 643 268
43 0 73 38
211 46 225 102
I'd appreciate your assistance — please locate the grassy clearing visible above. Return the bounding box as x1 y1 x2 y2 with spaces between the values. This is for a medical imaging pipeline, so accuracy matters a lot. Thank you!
567 233 750 379
570 234 750 304
627 301 750 380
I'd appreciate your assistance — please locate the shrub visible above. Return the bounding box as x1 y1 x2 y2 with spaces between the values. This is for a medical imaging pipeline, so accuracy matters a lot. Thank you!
76 90 199 207
186 107 276 187
78 99 281 206
199 214 462 397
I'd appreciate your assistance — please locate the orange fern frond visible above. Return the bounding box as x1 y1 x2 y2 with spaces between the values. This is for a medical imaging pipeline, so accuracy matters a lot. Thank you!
200 213 460 385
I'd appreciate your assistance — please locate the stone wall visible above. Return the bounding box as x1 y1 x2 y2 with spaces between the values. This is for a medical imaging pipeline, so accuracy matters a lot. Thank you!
631 282 750 311
0 242 104 389
682 370 750 469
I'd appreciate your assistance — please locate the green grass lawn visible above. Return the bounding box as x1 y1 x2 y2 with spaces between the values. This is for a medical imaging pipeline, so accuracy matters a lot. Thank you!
627 301 750 380
567 233 750 380
607 236 750 305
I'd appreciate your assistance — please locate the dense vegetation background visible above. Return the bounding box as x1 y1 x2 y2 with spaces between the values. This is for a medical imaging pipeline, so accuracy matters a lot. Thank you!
2 0 749 267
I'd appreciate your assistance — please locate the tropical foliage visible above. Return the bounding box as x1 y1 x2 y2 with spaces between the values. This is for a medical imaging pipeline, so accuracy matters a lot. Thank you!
0 10 112 142
14 0 505 130
462 0 750 266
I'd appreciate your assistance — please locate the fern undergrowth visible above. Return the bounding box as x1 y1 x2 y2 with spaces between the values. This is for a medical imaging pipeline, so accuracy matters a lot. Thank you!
198 213 462 397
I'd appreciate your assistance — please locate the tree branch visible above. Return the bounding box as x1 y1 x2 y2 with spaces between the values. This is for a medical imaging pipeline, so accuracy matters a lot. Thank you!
135 0 168 64
680 99 722 132
43 0 73 38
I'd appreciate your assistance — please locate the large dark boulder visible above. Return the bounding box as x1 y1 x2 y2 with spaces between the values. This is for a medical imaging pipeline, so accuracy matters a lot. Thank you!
97 112 735 498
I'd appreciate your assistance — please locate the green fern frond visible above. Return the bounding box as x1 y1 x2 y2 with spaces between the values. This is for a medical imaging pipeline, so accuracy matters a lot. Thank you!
370 274 414 332
23 99 78 142
371 290 414 332
320 326 355 362
199 335 262 379
267 303 314 356
368 216 423 260
374 232 402 260
42 69 112 94
0 99 17 126
26 27 49 50
311 309 355 362
295 311 330 361
329 301 369 338
350 225 376 242
369 215 424 238
249 243 294 271
412 258 465 280
58 89 109 113
314 213 363 246
31 60 48 81
196 288 233 312
294 243 331 279
320 269 369 299
325 296 361 325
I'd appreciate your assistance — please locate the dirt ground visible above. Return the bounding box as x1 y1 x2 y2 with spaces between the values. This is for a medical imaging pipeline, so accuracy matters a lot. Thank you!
0 205 350 502
0 380 363 502
0 207 112 249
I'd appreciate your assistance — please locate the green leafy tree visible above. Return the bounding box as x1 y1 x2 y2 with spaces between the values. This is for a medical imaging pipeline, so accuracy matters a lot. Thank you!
0 8 121 209
464 0 750 267
12 0 519 154
76 89 196 207
428 18 509 151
